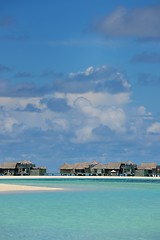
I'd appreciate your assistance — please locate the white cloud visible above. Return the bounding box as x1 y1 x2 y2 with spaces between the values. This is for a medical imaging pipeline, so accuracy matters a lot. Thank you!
0 85 130 142
84 66 94 76
4 118 18 132
11 110 69 132
0 113 19 134
0 97 44 111
147 122 160 134
55 91 130 108
69 96 127 143
69 66 94 78
0 96 69 132
52 86 129 143
74 126 96 143
68 65 131 94
97 5 160 39
100 107 126 132
74 97 126 131
137 105 152 118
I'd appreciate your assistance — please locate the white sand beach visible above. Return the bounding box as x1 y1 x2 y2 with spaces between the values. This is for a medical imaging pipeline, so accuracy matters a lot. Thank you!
0 175 160 193
0 176 160 193
0 175 160 180
0 183 64 192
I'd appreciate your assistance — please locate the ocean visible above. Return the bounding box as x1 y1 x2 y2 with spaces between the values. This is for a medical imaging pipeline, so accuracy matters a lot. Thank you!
0 178 160 240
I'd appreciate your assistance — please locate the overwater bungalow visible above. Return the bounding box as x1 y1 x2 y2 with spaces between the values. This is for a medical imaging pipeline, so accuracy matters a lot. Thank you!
60 161 98 176
60 163 75 175
0 160 46 176
91 163 106 176
135 163 157 177
59 161 160 177
105 162 123 176
16 160 36 176
60 161 135 176
120 161 137 176
30 166 47 176
0 162 17 176
74 162 90 176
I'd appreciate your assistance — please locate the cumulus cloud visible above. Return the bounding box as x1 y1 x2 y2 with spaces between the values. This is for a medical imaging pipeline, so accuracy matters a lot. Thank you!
0 80 51 97
58 91 130 108
0 65 131 98
147 122 160 134
0 65 131 140
84 66 94 76
17 103 42 113
0 112 19 134
40 97 71 112
0 84 130 143
1 64 159 163
0 94 128 143
137 106 152 118
11 109 69 133
72 96 127 130
0 97 42 111
67 65 131 94
3 118 18 132
69 96 127 143
0 65 159 165
95 5 160 41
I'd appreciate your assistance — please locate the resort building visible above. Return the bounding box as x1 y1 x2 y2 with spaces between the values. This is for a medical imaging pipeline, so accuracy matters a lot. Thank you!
30 167 47 176
59 163 75 176
91 163 106 176
16 160 36 176
60 161 137 176
0 160 47 176
105 162 123 176
0 162 18 176
120 161 137 176
74 162 91 176
60 160 160 177
135 163 157 177
60 161 98 176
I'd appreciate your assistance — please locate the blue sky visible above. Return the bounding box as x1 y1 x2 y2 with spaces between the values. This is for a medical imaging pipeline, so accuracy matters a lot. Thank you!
0 0 160 171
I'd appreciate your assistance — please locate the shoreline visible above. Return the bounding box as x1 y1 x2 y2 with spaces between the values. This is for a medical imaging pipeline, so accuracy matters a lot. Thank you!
0 176 160 192
0 175 160 180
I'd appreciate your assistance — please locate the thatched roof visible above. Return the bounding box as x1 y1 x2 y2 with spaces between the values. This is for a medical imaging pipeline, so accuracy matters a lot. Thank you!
60 161 97 170
60 163 74 170
91 163 107 170
74 162 90 169
138 163 157 170
0 162 17 169
106 162 123 170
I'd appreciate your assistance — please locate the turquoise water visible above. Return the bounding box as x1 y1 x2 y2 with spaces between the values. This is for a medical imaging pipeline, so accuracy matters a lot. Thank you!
0 178 160 240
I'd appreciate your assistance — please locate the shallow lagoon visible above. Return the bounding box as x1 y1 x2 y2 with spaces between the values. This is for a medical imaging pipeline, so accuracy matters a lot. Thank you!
0 178 160 240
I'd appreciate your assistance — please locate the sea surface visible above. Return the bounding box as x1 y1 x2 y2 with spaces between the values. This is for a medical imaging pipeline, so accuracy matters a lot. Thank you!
0 178 160 240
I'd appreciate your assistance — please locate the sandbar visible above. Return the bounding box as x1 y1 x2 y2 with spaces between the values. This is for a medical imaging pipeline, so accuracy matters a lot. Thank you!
0 184 64 192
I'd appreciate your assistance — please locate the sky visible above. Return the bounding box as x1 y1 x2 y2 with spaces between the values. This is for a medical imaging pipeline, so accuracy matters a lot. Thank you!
0 0 160 171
